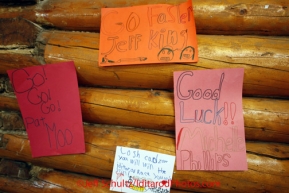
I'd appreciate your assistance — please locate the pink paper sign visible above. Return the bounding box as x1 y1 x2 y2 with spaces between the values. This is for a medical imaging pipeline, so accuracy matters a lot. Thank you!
99 0 198 66
7 61 85 158
174 68 247 171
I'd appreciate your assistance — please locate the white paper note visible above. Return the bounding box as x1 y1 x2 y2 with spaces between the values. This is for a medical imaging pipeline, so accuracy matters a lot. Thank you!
110 146 175 193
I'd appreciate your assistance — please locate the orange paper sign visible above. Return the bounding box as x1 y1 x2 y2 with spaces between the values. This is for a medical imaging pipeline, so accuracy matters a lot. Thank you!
7 61 85 157
174 68 247 171
99 0 198 66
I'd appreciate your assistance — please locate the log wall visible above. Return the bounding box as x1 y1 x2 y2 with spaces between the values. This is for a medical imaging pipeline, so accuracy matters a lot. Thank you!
0 0 289 192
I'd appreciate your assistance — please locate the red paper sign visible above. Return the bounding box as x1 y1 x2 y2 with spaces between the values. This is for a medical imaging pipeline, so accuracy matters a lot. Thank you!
99 0 198 66
7 61 85 157
174 68 247 171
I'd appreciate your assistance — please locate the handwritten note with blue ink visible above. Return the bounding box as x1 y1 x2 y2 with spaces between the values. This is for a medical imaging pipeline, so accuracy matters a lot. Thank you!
110 146 175 193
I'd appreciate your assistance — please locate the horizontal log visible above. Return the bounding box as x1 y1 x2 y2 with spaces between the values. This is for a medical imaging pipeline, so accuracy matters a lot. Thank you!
0 159 187 193
0 176 50 193
79 88 289 144
0 0 288 35
0 173 187 193
0 125 288 192
0 49 41 74
1 31 289 97
0 3 35 20
0 160 111 193
44 31 289 97
0 87 288 143
245 142 289 159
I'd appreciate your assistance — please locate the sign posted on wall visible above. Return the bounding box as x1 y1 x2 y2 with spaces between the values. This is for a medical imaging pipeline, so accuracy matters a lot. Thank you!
99 0 198 66
110 146 175 193
174 68 247 171
7 61 85 157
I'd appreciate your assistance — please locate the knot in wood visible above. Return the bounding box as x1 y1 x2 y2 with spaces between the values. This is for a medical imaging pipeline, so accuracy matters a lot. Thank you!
239 9 247 15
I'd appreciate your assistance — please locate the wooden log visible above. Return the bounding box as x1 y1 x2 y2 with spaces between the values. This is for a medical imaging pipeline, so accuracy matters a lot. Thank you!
0 125 288 192
0 158 112 192
1 30 289 97
0 159 187 193
79 88 289 144
0 162 111 193
0 0 289 35
0 3 35 21
36 168 187 193
0 173 187 193
194 0 289 35
0 176 49 193
43 31 289 97
0 86 288 143
0 172 111 193
0 50 41 75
